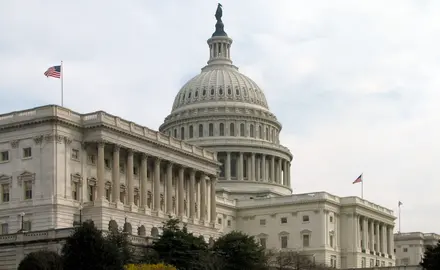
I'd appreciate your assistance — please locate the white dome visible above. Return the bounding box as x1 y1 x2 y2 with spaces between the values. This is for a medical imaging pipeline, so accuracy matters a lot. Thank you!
171 67 269 113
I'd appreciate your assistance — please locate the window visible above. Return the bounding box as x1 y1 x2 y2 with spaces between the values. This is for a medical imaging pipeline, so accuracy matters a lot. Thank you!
403 247 408 252
71 149 79 160
198 124 204 137
1 184 9 202
173 129 177 138
230 123 235 136
240 123 245 136
180 127 185 140
250 124 254 137
260 238 267 248
281 236 288 249
219 123 224 136
303 234 310 247
217 218 222 224
331 255 337 268
280 217 287 224
24 181 32 200
195 90 198 97
260 219 266 226
1 223 8 235
0 151 9 162
23 221 31 231
133 166 138 175
189 125 194 138
259 125 262 139
302 215 309 222
104 159 110 169
209 123 214 136
235 88 240 96
23 147 32 158
210 87 215 95
72 182 78 200
87 154 96 165
265 127 269 140
227 220 231 227
370 259 374 267
89 186 95 201
120 164 125 173
106 188 111 201
330 216 333 222
330 234 334 247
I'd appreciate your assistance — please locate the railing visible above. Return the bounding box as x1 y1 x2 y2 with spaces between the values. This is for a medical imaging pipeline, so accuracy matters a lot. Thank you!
340 197 394 215
0 105 216 161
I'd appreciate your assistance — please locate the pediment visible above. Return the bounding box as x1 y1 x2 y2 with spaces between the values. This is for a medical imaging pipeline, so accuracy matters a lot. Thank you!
120 184 126 191
300 229 312 234
71 173 82 184
0 174 12 184
87 177 97 186
17 171 35 185
278 231 289 236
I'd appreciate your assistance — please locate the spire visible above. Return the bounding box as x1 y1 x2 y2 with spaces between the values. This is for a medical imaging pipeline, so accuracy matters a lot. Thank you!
212 3 227 37
203 3 237 71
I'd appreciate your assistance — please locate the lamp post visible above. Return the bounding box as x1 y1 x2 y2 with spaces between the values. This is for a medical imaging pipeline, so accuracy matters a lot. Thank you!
20 212 25 232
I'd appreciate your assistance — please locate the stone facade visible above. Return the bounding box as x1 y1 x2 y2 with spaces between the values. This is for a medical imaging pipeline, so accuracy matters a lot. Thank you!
394 232 440 266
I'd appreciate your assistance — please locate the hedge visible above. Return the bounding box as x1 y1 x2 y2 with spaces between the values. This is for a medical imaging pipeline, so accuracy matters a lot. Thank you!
124 263 177 270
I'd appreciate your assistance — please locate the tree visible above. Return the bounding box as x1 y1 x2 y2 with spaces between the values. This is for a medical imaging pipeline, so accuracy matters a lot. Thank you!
106 227 135 265
421 241 440 270
61 221 123 270
211 231 268 270
267 250 331 270
18 250 63 270
151 217 208 270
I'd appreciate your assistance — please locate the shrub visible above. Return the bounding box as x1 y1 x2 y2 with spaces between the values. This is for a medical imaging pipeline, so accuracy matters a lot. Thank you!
125 263 177 270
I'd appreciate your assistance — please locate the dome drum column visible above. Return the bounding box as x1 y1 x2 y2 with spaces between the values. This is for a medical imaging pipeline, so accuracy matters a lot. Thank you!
256 155 261 181
270 156 275 183
238 152 244 181
251 153 256 181
225 152 231 181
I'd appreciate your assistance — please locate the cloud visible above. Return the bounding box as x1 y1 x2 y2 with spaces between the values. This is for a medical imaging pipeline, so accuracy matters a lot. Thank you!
1 0 439 233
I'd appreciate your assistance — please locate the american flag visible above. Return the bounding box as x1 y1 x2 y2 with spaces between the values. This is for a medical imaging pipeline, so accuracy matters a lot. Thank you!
44 65 61 78
352 173 363 184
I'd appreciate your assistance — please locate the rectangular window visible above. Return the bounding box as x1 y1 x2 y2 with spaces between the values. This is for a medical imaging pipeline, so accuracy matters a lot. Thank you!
89 186 95 201
23 147 32 158
120 191 125 204
303 234 310 247
133 166 138 175
105 189 111 201
24 181 32 200
72 182 78 200
260 238 266 248
280 217 287 224
403 247 408 252
361 257 366 267
87 154 96 165
217 218 222 224
370 259 374 267
330 235 334 247
227 220 231 227
259 219 266 226
331 255 337 268
23 221 31 231
2 184 9 202
71 149 79 160
302 215 309 222
0 151 9 162
1 223 8 234
330 216 333 222
281 236 288 248
104 158 111 169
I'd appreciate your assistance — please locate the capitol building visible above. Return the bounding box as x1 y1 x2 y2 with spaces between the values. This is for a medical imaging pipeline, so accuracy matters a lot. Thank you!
0 6 397 270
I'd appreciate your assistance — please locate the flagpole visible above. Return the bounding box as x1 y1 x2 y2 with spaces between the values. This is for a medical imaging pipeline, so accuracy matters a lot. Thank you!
61 60 64 107
361 180 364 199
398 203 401 233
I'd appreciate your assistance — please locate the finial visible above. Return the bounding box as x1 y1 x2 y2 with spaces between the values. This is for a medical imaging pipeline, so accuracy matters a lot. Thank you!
212 3 227 37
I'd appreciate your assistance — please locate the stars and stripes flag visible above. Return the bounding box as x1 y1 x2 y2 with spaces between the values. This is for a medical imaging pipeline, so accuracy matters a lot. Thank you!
44 65 61 79
352 173 363 184
398 201 403 207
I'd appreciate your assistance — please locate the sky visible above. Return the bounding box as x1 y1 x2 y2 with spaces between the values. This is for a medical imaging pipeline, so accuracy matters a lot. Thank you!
1 0 440 233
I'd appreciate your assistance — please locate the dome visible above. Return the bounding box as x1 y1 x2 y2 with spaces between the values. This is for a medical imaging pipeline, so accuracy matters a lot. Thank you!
171 67 270 113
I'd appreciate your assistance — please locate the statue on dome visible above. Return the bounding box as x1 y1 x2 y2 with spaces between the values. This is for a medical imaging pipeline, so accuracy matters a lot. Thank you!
215 3 223 22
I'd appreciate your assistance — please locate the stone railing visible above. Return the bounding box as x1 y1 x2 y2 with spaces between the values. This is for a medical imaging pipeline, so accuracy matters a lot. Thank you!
0 227 154 246
340 197 394 216
215 196 237 207
192 137 291 155
0 105 216 161
236 192 341 208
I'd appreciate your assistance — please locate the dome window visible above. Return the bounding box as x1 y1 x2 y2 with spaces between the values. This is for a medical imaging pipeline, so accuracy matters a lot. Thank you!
203 88 206 96
198 124 204 137
259 125 263 139
243 87 248 97
250 124 254 138
209 123 214 136
265 127 269 140
230 123 235 136
173 129 177 138
219 123 225 136
210 87 215 96
227 86 232 95
180 127 185 140
240 124 245 137
189 125 194 138
195 90 198 97
219 87 223 96
235 88 240 96
188 92 192 99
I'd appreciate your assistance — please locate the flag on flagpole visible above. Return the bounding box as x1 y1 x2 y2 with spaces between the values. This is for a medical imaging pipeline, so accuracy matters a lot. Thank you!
44 65 61 79
352 173 363 184
398 201 403 207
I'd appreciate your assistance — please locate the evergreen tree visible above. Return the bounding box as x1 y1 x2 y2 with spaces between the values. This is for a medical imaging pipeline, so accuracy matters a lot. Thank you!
18 250 63 270
211 231 268 270
151 218 208 270
61 221 123 270
106 227 135 265
421 241 440 270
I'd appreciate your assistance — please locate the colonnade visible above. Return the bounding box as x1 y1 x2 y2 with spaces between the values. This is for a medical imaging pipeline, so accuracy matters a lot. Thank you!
88 141 217 223
219 151 291 186
356 215 394 256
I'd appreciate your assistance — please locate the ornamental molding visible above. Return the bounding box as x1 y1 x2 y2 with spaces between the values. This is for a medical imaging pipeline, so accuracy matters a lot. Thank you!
105 181 112 189
87 177 97 187
10 140 19 149
300 229 312 235
71 173 83 186
17 171 36 185
45 134 64 144
0 174 12 185
120 184 126 192
64 137 72 145
33 135 44 145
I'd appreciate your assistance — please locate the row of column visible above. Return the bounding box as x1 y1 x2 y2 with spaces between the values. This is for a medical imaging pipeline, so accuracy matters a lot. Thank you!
357 215 394 256
221 152 291 186
95 142 217 223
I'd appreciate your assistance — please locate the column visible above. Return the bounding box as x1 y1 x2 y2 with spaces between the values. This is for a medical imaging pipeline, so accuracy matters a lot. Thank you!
238 152 243 181
97 142 105 200
270 156 275 182
256 156 260 181
112 145 120 203
375 223 380 253
282 160 287 185
178 167 185 217
200 173 207 221
251 153 256 181
354 214 360 250
140 154 148 208
369 220 375 251
381 224 387 254
166 162 173 214
388 226 394 256
127 149 134 206
246 154 251 180
277 158 282 184
287 162 291 187
261 155 266 181
189 170 196 219
362 217 368 251
153 158 161 211
225 152 231 180
210 175 217 223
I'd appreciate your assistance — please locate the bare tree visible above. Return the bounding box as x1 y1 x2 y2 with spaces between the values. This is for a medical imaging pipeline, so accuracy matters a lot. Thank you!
266 250 331 270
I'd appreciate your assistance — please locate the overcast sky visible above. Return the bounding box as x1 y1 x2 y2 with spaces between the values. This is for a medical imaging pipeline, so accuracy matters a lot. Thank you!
1 0 439 233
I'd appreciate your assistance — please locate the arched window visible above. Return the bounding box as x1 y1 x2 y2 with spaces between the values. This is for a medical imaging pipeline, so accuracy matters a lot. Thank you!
265 127 269 140
272 130 275 142
189 125 194 138
258 125 262 139
250 124 254 138
230 123 235 136
240 123 245 137
173 129 177 138
219 123 225 136
199 124 204 137
180 127 185 140
209 123 214 136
